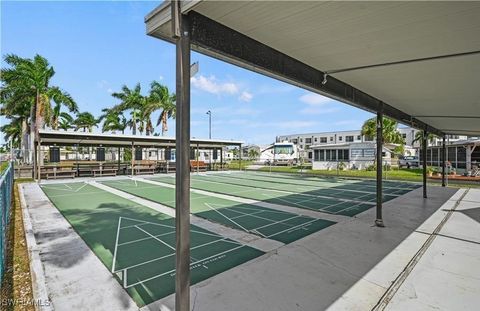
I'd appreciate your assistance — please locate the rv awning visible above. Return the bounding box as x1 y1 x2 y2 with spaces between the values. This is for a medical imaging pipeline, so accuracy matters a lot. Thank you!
146 1 480 136
38 130 243 148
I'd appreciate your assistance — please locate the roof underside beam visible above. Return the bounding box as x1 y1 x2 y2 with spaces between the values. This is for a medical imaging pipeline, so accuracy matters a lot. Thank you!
187 11 444 137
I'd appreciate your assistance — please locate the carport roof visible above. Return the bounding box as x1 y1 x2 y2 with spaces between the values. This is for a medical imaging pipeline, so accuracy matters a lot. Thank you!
146 1 480 136
38 130 243 148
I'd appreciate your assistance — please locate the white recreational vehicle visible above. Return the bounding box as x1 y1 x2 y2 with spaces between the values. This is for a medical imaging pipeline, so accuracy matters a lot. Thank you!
260 141 300 166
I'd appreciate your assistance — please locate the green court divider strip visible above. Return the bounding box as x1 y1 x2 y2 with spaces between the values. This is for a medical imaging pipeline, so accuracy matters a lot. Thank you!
99 179 336 244
150 176 374 217
40 182 263 307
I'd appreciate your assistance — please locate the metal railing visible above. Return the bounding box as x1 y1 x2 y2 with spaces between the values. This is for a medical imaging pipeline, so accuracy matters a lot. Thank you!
1 161 14 283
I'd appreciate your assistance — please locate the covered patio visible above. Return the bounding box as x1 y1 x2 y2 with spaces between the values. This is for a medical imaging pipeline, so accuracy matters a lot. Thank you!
145 1 480 310
33 130 243 180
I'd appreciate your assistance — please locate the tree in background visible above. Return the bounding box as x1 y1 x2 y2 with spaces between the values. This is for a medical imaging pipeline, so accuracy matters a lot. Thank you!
361 117 405 145
108 83 146 135
412 131 437 148
74 112 98 133
1 54 77 162
248 148 259 160
58 112 74 131
145 81 176 136
100 109 127 134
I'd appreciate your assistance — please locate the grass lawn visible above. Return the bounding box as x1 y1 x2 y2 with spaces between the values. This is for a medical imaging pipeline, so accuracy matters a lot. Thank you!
0 181 35 311
228 160 254 170
258 166 480 188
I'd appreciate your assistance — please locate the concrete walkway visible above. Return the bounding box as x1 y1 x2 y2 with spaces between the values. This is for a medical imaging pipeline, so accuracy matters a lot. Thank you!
19 178 480 311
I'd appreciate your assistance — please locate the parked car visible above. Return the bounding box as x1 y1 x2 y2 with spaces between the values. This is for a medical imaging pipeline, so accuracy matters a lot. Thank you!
398 156 419 168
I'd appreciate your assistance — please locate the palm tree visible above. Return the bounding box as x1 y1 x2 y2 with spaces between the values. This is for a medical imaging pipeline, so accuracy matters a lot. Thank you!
145 81 176 136
109 83 146 135
58 112 74 131
248 148 259 160
412 131 437 148
74 112 98 132
1 54 77 162
0 117 22 148
361 117 405 145
100 109 127 134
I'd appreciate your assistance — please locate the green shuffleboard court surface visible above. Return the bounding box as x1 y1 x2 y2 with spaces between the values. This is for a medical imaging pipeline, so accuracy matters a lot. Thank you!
150 176 377 217
188 174 401 202
216 172 420 196
40 182 264 307
100 179 336 244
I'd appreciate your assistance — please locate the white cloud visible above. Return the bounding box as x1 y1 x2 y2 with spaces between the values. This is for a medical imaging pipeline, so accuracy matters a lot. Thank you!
299 93 332 106
190 75 239 95
239 91 253 102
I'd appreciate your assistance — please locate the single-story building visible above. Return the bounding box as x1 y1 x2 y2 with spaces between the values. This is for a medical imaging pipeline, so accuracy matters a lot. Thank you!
311 142 397 170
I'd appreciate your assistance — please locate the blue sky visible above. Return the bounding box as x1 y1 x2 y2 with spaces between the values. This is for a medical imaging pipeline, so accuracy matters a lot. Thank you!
1 1 374 145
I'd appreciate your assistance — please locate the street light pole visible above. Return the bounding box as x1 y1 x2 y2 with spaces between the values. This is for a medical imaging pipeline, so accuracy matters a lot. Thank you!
206 110 211 139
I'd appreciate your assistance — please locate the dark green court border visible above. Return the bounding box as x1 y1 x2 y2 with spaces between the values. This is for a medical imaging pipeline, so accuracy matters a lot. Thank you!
40 182 264 307
150 176 375 217
100 179 336 244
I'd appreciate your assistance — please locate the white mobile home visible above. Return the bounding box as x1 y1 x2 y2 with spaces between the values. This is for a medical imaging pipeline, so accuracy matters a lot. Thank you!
311 142 394 170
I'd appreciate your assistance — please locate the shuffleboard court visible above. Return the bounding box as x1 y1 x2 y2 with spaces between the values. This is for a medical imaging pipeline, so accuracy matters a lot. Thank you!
40 182 264 307
149 176 375 217
219 172 420 196
100 179 336 244
189 174 399 202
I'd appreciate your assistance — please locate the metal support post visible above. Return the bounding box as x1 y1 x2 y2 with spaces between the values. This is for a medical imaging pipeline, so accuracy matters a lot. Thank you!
375 108 384 227
422 130 428 198
442 136 446 187
173 2 191 310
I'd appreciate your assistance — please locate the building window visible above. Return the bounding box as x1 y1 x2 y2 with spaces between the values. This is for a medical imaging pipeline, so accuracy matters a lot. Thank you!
325 149 337 161
305 138 312 144
402 133 407 139
320 137 327 143
338 149 349 160
308 151 312 159
351 149 363 158
292 139 298 144
338 136 343 141
357 135 361 140
320 150 325 161
365 136 374 142
314 150 320 161
363 149 375 157
314 137 318 142
330 137 334 142
300 138 303 143
346 136 354 142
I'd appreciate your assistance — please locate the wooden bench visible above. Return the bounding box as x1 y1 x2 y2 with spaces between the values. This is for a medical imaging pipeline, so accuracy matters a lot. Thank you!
93 168 118 177
41 167 76 179
134 165 156 175
159 161 176 173
190 161 207 172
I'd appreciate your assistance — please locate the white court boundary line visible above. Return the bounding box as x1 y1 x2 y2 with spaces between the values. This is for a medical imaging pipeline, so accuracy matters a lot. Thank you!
110 216 246 289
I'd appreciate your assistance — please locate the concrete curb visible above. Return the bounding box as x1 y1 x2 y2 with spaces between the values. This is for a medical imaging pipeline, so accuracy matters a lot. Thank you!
18 184 53 311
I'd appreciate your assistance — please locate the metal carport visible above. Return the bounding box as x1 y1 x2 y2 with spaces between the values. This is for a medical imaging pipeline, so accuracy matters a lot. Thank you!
145 1 480 310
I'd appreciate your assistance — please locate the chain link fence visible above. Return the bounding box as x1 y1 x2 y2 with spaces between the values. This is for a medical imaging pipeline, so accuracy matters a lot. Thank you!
0 161 14 283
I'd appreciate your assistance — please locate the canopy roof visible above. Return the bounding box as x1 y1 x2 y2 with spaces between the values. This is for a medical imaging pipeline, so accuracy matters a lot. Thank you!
146 1 480 136
38 130 242 148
